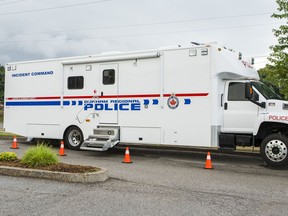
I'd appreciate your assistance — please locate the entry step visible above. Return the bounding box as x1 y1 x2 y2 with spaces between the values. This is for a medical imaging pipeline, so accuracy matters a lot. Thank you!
80 127 120 151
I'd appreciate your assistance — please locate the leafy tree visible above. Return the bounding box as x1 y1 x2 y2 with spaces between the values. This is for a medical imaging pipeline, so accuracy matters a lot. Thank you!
0 65 4 104
258 65 283 97
259 0 288 99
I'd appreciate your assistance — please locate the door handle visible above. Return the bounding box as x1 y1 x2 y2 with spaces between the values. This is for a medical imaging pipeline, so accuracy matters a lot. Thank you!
224 103 228 110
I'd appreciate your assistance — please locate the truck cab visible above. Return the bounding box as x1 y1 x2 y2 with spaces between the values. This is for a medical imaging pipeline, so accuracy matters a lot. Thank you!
220 80 288 166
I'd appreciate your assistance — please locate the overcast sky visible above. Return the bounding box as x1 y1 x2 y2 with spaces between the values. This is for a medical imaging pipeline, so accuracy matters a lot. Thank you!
0 0 284 69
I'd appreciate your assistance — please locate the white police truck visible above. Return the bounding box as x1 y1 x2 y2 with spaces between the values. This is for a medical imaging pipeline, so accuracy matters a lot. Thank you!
4 42 288 166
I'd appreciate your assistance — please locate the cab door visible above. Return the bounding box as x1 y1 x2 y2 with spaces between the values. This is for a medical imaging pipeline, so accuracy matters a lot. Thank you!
222 81 259 133
98 64 118 124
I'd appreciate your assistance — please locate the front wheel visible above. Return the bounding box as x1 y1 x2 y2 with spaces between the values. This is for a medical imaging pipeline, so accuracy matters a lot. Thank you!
260 134 288 166
64 126 84 150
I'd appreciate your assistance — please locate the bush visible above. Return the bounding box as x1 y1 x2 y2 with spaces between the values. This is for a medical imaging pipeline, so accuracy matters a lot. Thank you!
21 143 59 167
0 152 18 161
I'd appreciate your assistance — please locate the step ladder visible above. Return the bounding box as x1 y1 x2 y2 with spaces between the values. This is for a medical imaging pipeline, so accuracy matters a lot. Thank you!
80 127 120 151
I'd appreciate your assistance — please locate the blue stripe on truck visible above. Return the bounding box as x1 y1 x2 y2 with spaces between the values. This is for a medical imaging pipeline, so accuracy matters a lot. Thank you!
6 101 61 106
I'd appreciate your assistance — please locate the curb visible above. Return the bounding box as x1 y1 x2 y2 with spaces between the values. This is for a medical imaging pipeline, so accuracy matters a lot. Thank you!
0 166 109 183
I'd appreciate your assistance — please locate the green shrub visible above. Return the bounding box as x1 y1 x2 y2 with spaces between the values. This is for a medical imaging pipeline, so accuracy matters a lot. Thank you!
21 143 59 167
0 152 18 161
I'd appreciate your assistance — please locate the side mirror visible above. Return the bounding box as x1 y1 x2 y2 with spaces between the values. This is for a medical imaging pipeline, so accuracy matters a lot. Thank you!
245 82 266 108
245 82 253 99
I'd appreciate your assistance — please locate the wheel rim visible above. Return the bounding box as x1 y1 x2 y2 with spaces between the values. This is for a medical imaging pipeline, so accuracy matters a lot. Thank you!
68 129 82 147
265 139 287 162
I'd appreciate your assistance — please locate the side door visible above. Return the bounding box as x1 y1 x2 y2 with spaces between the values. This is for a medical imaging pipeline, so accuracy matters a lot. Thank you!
98 64 119 124
222 81 259 133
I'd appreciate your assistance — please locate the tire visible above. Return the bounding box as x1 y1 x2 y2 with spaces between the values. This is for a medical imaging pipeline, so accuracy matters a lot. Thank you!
64 126 84 150
260 134 288 166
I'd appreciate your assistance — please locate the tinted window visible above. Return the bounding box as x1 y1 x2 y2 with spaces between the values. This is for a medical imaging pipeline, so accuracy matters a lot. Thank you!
68 76 84 89
103 69 115 85
228 82 247 101
252 81 282 100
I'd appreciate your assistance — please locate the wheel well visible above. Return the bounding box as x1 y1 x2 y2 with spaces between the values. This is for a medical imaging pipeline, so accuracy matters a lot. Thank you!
63 125 82 140
255 122 288 146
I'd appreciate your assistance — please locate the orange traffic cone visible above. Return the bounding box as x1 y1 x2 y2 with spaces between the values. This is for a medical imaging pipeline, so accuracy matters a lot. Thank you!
58 140 67 156
10 136 19 149
204 152 213 169
122 147 133 163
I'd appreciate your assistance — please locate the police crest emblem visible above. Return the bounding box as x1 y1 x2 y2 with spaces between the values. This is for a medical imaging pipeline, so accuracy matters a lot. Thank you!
167 95 179 109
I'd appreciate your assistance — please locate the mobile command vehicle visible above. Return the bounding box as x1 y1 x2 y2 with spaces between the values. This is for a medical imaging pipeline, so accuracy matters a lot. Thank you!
4 43 288 166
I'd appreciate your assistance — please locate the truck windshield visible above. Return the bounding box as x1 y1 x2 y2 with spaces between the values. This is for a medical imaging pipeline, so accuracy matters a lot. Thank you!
252 82 282 100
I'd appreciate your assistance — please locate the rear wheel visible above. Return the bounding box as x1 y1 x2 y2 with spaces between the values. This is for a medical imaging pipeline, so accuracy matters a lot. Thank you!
260 134 288 166
64 126 83 150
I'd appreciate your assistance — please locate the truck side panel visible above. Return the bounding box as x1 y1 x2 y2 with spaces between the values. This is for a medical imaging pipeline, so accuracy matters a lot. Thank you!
4 61 64 138
5 47 212 148
117 49 212 147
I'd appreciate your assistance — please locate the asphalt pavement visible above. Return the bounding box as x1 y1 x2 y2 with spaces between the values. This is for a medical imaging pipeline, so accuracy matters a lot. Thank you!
1 140 288 216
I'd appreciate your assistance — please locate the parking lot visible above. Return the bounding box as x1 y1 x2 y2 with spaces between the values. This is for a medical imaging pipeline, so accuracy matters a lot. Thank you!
1 139 288 216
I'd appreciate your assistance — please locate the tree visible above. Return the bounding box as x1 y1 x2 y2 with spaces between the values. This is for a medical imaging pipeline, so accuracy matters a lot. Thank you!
259 0 288 98
0 65 4 103
258 65 283 96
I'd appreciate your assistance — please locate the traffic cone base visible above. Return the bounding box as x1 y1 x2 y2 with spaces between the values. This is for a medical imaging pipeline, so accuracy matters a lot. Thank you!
122 147 133 163
204 152 213 169
122 160 133 163
10 136 19 149
58 141 67 156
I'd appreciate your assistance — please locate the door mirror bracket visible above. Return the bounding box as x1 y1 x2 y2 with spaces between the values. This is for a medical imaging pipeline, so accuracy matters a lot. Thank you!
249 100 266 108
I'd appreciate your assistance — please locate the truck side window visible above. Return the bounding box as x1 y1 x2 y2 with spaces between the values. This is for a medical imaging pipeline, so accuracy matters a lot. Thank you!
228 82 247 101
103 69 115 85
68 76 84 89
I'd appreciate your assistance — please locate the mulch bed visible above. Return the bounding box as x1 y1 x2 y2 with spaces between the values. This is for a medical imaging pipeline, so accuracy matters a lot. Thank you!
0 160 100 173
